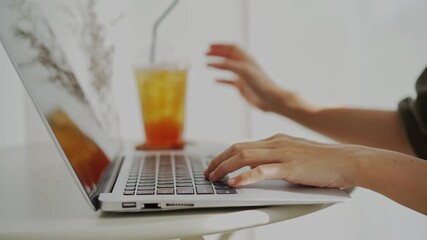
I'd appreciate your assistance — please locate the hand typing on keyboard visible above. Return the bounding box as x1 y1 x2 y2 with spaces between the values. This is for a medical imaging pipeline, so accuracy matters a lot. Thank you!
123 154 236 196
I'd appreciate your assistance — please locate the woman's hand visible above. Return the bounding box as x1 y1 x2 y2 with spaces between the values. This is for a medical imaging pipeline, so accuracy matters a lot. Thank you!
204 133 360 189
207 44 292 113
205 134 427 214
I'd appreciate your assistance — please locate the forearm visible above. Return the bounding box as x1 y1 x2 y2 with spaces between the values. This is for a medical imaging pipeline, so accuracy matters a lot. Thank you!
273 90 413 155
353 147 427 215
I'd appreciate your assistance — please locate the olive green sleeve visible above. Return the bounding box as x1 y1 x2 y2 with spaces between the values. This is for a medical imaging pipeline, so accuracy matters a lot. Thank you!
398 66 427 159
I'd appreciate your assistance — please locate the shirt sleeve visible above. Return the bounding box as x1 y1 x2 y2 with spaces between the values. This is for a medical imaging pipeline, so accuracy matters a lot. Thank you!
398 66 427 159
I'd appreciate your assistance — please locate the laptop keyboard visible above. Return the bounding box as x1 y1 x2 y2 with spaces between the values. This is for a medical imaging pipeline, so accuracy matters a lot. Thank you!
123 154 237 196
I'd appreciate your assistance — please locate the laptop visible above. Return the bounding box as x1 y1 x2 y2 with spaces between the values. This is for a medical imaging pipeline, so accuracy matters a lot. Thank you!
0 9 349 212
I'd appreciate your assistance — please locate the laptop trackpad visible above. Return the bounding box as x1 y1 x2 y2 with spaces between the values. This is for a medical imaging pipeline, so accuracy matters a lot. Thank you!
239 180 348 200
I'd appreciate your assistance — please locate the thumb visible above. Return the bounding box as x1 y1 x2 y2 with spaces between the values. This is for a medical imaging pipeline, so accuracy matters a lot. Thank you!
228 163 287 187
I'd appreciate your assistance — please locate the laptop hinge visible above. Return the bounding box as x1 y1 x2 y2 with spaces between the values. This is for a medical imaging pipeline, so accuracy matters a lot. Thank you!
91 156 124 209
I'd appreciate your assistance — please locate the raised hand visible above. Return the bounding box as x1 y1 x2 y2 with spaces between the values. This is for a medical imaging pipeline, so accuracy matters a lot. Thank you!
207 44 287 113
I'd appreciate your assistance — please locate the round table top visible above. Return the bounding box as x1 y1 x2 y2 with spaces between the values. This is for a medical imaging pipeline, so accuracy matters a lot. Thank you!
0 143 338 240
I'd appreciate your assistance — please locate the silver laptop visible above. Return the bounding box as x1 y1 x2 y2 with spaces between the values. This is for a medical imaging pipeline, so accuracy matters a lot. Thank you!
0 5 349 212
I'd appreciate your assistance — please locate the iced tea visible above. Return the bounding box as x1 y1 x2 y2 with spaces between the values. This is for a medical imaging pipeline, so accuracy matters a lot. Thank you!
135 67 187 149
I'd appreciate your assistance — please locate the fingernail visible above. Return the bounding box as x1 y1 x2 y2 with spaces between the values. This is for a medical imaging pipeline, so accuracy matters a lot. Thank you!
209 171 215 180
228 178 236 186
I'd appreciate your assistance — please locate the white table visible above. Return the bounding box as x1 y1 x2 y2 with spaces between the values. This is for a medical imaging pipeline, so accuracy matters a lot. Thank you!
0 144 340 240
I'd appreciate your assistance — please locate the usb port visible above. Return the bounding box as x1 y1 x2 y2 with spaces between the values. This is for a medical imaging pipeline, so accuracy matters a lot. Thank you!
143 203 160 209
122 202 136 208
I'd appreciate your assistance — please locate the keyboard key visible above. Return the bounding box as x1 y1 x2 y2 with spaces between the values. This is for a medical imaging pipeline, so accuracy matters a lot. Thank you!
160 154 171 160
175 176 191 180
195 181 211 185
158 174 173 178
139 183 156 187
140 176 155 179
126 184 137 188
157 177 174 181
123 191 135 195
214 185 233 190
176 180 193 184
157 188 174 195
216 189 237 194
193 173 205 177
175 172 190 177
139 177 155 180
194 175 207 178
176 183 193 187
137 190 154 195
158 178 173 182
125 187 135 191
145 155 156 161
157 184 174 188
196 185 214 194
158 181 174 185
139 180 155 184
177 187 195 195
212 181 228 186
137 186 155 191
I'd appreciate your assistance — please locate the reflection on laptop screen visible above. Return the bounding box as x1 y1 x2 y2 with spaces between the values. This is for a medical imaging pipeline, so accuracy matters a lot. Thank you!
0 1 121 198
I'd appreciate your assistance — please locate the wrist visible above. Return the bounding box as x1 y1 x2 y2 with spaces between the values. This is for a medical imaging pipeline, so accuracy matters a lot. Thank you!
347 145 378 189
270 89 319 120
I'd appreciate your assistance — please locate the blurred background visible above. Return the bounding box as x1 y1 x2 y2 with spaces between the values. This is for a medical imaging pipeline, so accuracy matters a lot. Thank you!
1 0 427 239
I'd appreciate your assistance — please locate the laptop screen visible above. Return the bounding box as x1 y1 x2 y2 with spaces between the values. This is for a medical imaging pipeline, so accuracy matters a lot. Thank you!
0 1 121 203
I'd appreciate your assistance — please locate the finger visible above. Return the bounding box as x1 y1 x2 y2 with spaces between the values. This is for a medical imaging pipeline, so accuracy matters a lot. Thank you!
228 163 286 187
262 134 316 147
216 79 238 86
207 60 249 77
204 140 272 177
205 141 266 177
206 44 253 62
209 149 281 181
262 133 291 141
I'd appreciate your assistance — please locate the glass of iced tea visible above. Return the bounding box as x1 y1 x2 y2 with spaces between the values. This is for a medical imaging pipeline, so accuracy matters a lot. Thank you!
135 65 187 150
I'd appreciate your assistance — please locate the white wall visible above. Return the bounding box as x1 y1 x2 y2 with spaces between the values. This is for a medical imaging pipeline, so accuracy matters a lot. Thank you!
1 1 427 240
247 0 362 142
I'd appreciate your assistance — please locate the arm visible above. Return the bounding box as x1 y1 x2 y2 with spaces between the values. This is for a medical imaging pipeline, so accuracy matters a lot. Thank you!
207 44 414 155
356 148 427 214
278 92 414 155
204 134 427 215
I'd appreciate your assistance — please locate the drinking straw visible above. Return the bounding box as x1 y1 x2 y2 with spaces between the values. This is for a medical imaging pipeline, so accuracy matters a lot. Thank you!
150 0 180 64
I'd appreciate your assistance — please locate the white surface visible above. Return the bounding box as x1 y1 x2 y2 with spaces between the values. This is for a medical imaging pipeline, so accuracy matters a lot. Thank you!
0 144 334 240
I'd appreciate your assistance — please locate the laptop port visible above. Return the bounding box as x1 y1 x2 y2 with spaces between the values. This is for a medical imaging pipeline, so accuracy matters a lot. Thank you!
143 203 160 209
122 202 136 208
166 203 194 207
